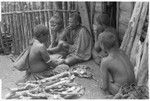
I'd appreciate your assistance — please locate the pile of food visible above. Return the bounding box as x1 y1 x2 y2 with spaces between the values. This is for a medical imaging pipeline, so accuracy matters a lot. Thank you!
5 72 85 99
71 65 94 79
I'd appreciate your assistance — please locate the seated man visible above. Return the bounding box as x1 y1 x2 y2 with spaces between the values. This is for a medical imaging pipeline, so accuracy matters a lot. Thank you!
21 24 57 82
92 13 119 65
98 31 136 95
57 12 93 66
47 13 68 58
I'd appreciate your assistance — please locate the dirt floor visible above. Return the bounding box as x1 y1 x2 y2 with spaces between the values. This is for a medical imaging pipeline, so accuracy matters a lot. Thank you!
0 55 105 99
0 55 26 99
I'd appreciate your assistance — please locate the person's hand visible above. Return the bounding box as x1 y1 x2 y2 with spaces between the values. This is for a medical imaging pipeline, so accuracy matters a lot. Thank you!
52 58 65 66
57 59 65 65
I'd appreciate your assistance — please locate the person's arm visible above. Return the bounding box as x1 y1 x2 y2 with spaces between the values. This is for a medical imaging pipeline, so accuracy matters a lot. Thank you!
100 59 109 94
94 40 102 52
47 40 69 54
39 44 57 68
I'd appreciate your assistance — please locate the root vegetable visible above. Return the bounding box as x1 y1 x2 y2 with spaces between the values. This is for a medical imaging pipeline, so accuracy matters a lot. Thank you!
45 79 71 90
40 72 70 83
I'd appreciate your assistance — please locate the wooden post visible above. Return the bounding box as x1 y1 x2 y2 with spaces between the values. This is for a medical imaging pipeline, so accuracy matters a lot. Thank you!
62 2 68 27
126 2 143 56
10 3 15 54
0 22 4 52
137 34 148 86
13 3 19 55
130 2 148 59
120 2 143 55
116 2 120 39
18 3 23 52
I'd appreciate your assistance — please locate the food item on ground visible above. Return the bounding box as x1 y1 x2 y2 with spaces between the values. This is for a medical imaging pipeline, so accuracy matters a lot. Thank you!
5 71 84 99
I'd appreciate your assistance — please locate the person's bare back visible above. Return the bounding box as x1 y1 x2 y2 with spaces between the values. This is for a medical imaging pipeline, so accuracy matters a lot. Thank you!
98 31 136 95
29 40 50 73
102 49 135 86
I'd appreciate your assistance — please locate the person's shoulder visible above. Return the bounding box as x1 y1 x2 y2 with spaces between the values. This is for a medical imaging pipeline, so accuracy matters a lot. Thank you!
80 26 89 31
79 26 90 35
105 27 117 34
101 56 112 67
33 42 46 50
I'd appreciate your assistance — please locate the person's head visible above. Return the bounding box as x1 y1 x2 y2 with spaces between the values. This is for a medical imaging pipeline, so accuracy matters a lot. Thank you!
49 13 63 31
68 12 81 28
95 13 110 28
33 24 49 43
98 31 118 52
93 24 104 35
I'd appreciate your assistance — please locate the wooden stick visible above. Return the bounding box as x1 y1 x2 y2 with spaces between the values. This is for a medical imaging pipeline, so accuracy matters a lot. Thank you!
28 3 33 40
16 3 22 54
30 4 34 38
10 4 15 54
130 2 148 59
23 9 28 49
120 2 143 56
65 2 68 28
120 2 141 50
116 2 120 39
126 2 143 56
137 34 148 86
13 6 19 55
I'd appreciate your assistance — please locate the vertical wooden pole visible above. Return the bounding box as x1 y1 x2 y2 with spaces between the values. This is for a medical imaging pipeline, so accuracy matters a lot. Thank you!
17 3 23 52
63 2 68 27
13 2 19 54
16 2 22 54
10 3 15 54
116 2 120 41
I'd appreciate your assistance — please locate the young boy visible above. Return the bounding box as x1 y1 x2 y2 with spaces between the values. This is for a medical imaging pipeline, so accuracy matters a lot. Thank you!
22 24 57 82
98 31 136 95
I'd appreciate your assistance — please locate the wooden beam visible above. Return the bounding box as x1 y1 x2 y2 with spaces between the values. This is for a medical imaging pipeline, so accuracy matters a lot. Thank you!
1 9 76 15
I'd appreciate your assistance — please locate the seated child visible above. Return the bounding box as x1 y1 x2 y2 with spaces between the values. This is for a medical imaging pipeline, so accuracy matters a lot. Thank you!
92 13 119 65
98 31 136 95
21 24 57 82
47 13 68 58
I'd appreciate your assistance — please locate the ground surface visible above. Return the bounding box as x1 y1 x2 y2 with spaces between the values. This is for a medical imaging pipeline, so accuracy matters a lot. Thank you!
0 55 105 99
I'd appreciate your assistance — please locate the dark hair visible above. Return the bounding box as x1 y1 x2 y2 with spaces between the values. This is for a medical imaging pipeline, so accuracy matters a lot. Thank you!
33 24 49 38
69 12 82 24
50 13 63 25
96 13 110 26
98 31 117 50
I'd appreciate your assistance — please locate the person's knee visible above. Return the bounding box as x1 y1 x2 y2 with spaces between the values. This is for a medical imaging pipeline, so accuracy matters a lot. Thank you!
108 82 120 95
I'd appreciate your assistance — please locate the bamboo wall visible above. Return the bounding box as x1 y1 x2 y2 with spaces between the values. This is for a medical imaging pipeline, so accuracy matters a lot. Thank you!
1 2 77 55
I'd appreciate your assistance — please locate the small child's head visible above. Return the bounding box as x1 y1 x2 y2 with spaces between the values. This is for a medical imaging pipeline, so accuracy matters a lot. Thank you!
98 31 117 51
93 24 104 35
49 13 63 31
68 12 81 28
96 13 110 27
33 24 49 43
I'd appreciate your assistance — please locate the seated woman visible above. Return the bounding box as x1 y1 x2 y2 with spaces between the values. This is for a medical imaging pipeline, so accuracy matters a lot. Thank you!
57 12 93 66
20 24 57 83
92 13 119 65
47 13 68 58
98 31 136 96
